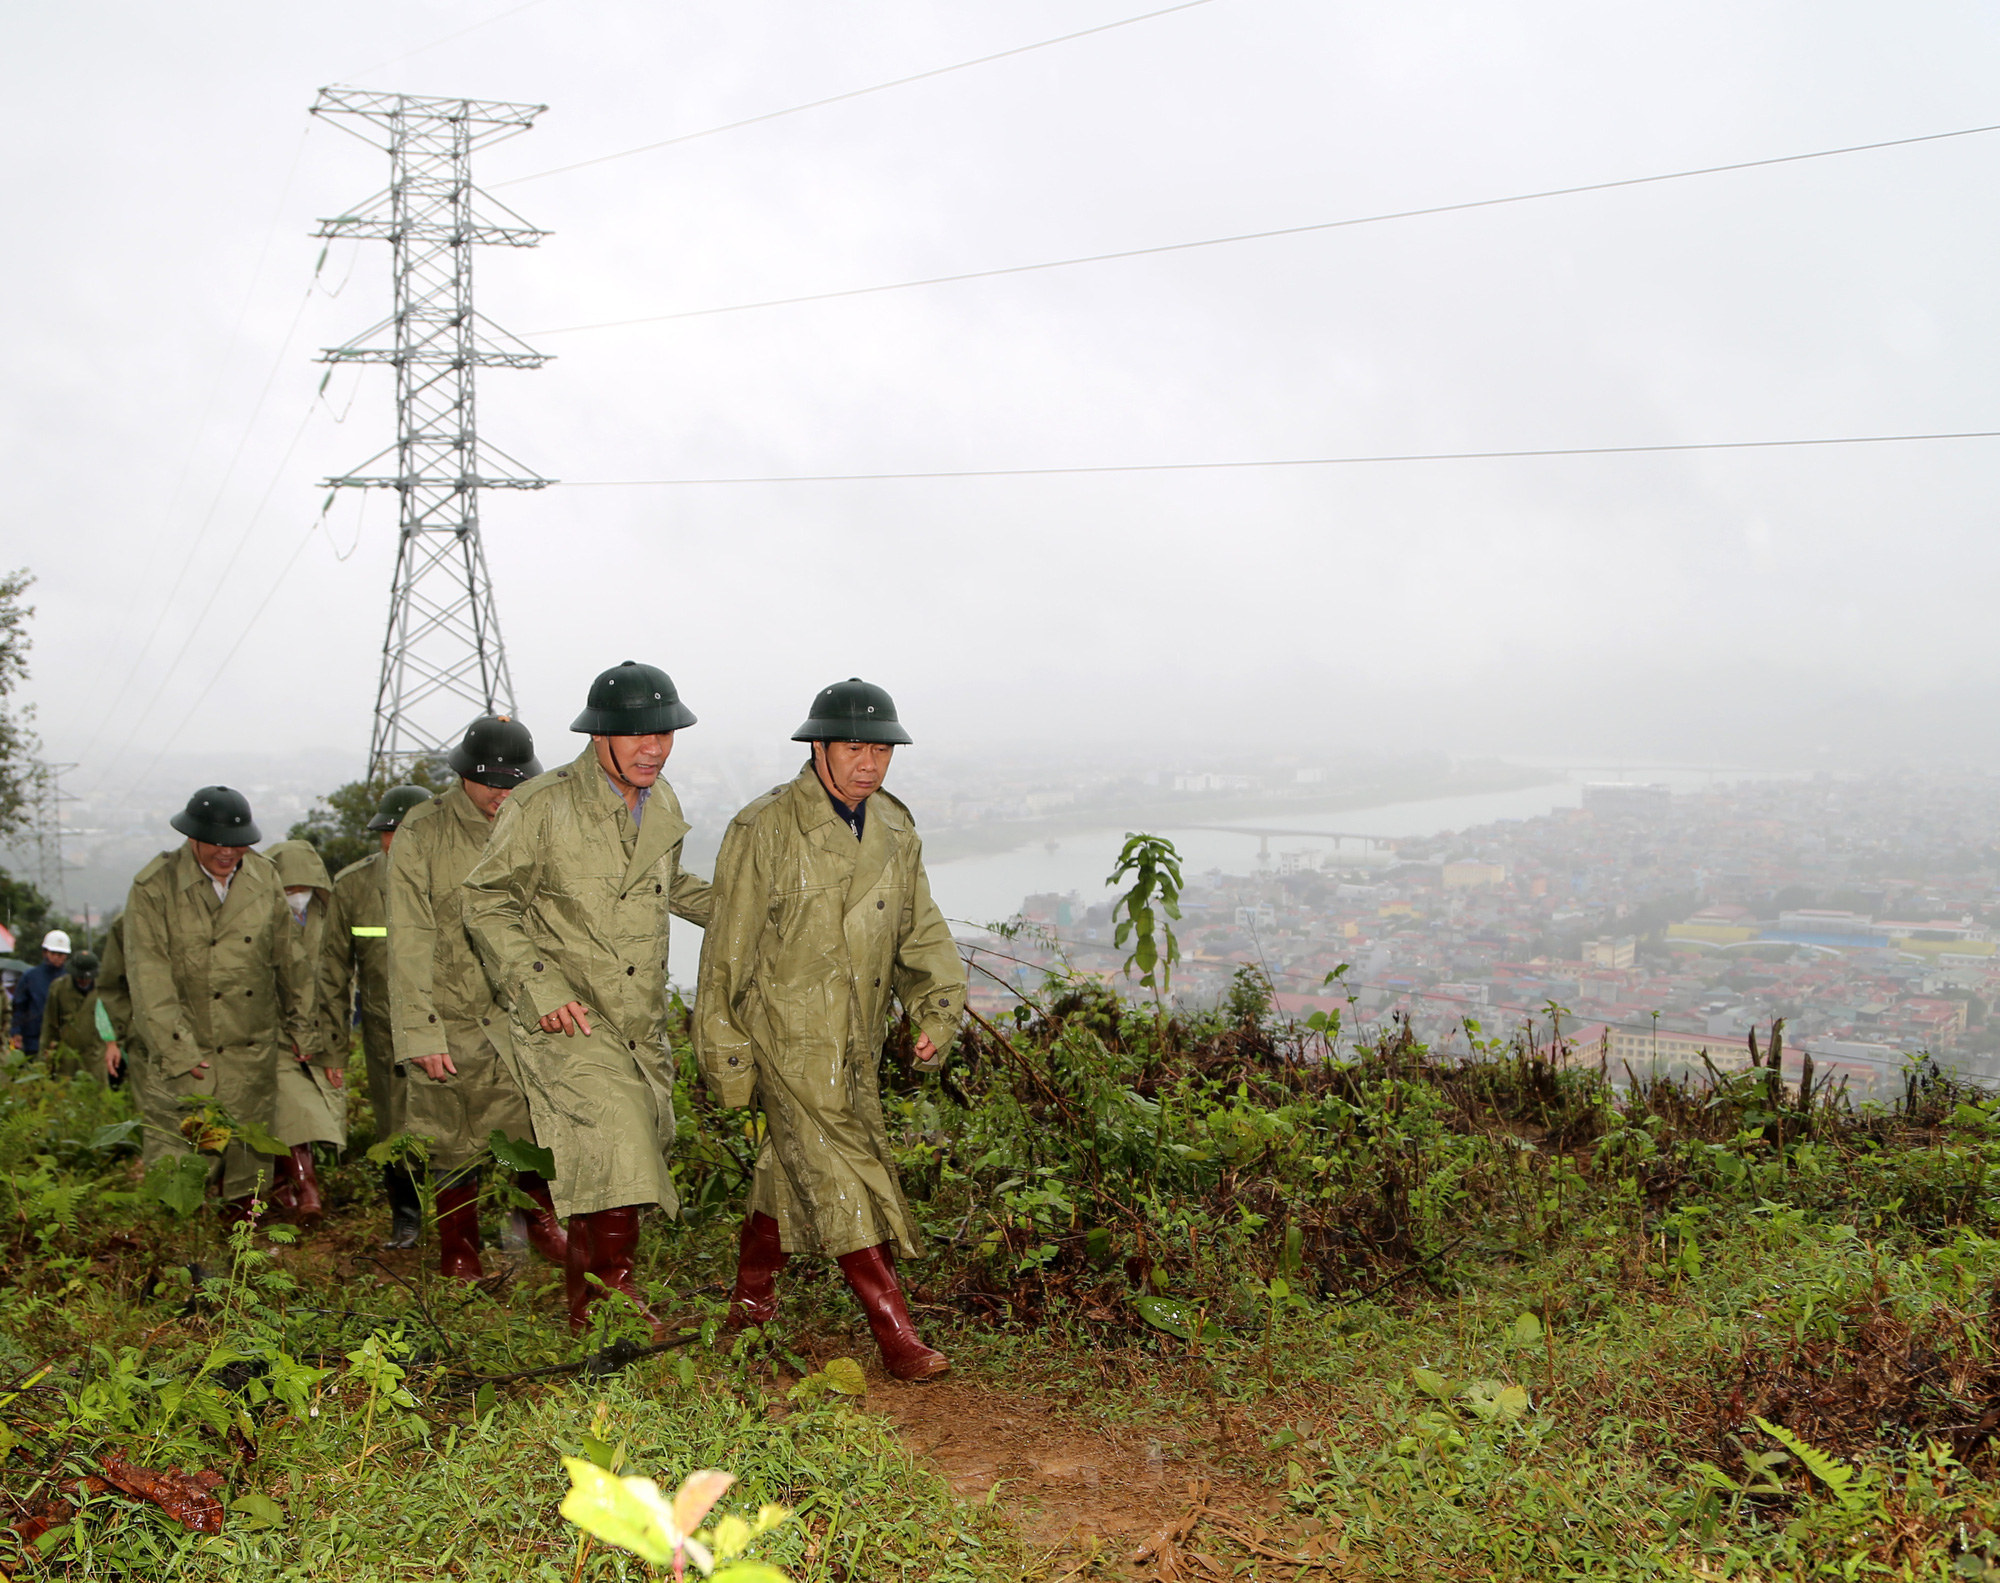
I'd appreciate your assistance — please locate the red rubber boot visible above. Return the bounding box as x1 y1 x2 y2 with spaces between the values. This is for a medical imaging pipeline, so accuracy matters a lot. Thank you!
569 1207 664 1341
727 1213 790 1330
287 1146 324 1227
836 1245 949 1381
564 1213 597 1333
434 1180 485 1280
510 1173 569 1266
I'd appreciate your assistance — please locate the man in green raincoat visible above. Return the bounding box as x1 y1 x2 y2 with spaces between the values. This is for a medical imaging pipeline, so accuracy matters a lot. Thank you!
694 678 965 1380
122 786 313 1222
462 662 712 1333
392 718 567 1280
266 838 345 1224
41 950 107 1080
324 783 430 1248
97 917 162 1128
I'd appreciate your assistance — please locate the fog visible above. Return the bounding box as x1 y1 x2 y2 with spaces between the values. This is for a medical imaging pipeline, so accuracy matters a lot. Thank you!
7 0 2000 816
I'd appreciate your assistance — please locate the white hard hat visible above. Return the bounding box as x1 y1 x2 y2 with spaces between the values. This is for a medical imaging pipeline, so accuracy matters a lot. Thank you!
41 930 72 955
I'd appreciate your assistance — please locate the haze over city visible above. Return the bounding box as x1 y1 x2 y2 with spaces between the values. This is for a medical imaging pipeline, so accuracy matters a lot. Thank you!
7 0 2000 795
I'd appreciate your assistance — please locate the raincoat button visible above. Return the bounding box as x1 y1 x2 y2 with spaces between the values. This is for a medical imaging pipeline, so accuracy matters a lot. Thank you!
213 991 221 999
626 965 636 975
627 1040 636 1051
533 962 544 971
728 1057 740 1066
655 884 662 894
428 1014 437 1023
874 978 881 987
482 1018 490 1026
876 900 885 910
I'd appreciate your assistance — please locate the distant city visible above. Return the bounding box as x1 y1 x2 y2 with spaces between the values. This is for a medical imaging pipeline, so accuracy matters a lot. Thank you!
958 771 2000 1097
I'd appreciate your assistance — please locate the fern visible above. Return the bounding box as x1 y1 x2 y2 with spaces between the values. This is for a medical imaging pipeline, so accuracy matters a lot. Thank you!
1754 1417 1876 1513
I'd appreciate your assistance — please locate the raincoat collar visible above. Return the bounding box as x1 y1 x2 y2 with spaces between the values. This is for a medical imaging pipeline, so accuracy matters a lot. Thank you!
443 779 493 836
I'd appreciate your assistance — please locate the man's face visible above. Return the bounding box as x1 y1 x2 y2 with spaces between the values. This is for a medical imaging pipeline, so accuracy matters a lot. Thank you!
816 741 894 804
190 839 247 881
43 949 69 969
72 972 93 990
461 777 513 821
378 830 394 853
594 733 674 789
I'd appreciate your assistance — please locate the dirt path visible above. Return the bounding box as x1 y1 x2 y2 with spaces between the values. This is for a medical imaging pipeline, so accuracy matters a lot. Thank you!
862 1371 1288 1577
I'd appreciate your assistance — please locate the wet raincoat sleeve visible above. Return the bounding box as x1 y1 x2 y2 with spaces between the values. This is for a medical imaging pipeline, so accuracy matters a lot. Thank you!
124 863 205 1077
314 882 356 1069
692 814 763 1108
893 855 965 1067
387 828 447 1064
460 794 580 1025
669 865 714 929
272 883 317 1063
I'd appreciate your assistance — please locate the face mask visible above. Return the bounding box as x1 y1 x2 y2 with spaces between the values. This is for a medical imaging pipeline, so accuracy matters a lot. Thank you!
286 891 311 923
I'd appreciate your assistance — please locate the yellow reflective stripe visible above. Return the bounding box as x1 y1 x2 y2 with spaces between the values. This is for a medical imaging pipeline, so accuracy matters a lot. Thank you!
350 926 388 937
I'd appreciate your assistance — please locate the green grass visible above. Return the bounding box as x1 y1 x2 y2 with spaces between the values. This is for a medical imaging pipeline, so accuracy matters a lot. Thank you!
12 985 2000 1580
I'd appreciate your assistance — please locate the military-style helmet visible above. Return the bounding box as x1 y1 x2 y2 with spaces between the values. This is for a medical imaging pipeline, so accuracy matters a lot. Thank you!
69 951 100 977
265 839 333 893
792 677 913 745
170 785 261 846
447 715 543 788
571 660 697 736
367 784 434 831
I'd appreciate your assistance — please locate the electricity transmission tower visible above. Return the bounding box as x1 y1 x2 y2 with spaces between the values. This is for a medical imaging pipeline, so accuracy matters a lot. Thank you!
24 760 75 914
310 89 554 782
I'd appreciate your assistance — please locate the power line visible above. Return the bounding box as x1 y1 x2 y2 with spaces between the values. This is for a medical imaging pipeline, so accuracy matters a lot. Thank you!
69 122 316 740
102 400 323 794
128 518 326 790
335 0 552 84
560 428 2000 487
531 120 2000 337
71 277 322 778
493 0 1218 190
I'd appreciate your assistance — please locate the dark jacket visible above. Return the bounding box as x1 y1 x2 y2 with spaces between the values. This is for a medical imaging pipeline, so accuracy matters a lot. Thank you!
9 960 62 1053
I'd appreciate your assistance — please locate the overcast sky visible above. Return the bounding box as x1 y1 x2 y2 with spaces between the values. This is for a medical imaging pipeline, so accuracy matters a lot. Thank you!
8 0 2000 801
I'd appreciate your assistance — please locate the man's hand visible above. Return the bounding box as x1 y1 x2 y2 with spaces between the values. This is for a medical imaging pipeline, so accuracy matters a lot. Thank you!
7 1035 20 1052
540 1002 593 1037
294 1043 311 1064
104 1041 122 1079
415 1052 457 1082
326 1068 344 1089
913 1034 941 1069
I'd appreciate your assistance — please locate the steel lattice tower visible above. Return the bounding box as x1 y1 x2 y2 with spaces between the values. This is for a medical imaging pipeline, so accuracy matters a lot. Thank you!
310 89 553 781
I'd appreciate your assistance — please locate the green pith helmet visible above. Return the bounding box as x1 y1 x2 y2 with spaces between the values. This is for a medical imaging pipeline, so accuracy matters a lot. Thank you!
571 660 697 736
170 785 261 846
265 838 333 893
791 677 913 745
367 783 434 831
447 715 542 788
69 951 100 978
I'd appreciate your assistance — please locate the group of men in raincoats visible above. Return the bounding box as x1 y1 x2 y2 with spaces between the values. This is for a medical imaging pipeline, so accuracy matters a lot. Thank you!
89 663 964 1381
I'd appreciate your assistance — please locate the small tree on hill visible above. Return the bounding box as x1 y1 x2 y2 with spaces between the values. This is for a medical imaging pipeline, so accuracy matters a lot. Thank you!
289 757 452 875
1108 832 1184 1014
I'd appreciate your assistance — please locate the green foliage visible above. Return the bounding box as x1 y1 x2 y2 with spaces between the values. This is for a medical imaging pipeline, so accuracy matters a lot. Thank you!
1106 831 1183 1003
0 567 38 841
287 756 452 876
559 1459 793 1579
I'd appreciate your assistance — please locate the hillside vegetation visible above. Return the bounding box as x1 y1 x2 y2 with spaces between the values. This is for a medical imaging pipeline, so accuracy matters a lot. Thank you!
5 968 2000 1579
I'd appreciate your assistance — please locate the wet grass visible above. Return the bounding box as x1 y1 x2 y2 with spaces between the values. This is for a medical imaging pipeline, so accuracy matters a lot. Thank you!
10 982 2000 1578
